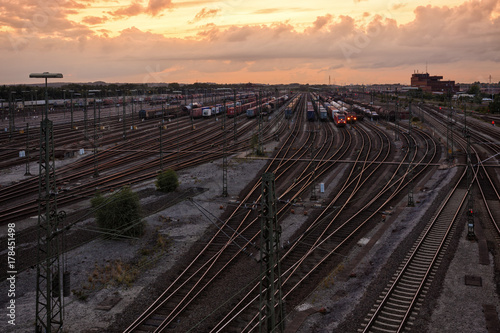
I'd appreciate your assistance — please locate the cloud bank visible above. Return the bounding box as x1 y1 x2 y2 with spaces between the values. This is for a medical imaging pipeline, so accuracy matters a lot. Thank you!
0 0 499 84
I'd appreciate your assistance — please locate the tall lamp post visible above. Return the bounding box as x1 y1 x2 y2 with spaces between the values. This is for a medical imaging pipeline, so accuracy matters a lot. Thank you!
29 72 65 333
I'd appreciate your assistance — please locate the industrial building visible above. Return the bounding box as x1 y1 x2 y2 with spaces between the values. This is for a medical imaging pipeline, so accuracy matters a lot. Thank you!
411 72 459 93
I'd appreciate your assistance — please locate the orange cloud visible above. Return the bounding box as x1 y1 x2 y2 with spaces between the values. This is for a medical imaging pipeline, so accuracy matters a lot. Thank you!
189 7 220 23
107 0 173 18
82 16 109 25
107 1 144 18
146 0 173 16
1 0 500 85
312 14 333 30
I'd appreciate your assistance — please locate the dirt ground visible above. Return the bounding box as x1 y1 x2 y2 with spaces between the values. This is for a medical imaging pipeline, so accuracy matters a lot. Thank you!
0 154 269 333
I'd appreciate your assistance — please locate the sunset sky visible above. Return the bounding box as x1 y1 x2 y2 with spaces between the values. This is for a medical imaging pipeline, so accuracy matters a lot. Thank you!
1 0 499 85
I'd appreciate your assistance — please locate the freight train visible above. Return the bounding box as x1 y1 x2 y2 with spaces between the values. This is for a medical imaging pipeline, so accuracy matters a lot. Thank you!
306 101 315 121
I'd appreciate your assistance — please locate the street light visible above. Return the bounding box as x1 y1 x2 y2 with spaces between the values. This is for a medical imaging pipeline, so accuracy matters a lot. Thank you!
29 72 63 119
29 71 64 333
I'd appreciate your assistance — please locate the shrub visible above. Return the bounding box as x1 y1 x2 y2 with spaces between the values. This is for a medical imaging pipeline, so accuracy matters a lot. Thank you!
156 169 179 192
91 186 144 238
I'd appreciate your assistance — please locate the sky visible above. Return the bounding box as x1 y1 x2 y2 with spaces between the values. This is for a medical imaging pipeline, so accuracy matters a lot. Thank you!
1 0 499 85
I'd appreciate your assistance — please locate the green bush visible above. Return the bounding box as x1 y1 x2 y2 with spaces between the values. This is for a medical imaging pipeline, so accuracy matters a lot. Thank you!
156 169 179 192
91 186 144 238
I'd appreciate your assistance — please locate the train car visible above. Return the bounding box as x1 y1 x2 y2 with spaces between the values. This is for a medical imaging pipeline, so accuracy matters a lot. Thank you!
226 105 236 117
246 107 258 118
227 99 254 117
210 105 220 116
190 107 203 119
138 109 164 120
319 106 328 121
346 112 357 123
261 103 271 116
334 112 346 127
269 96 286 113
327 105 338 120
285 107 293 119
202 107 212 118
306 102 315 121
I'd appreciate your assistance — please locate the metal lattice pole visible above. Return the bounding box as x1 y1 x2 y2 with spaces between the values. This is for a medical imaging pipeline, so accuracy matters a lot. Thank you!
160 120 164 171
25 123 31 176
84 92 88 140
190 90 194 130
407 100 415 207
8 91 15 141
395 100 400 141
465 106 475 239
93 96 99 177
259 173 284 333
310 144 317 201
258 92 263 155
122 93 127 139
70 92 74 129
30 72 65 333
447 108 454 161
234 89 238 142
222 94 228 197
89 91 101 178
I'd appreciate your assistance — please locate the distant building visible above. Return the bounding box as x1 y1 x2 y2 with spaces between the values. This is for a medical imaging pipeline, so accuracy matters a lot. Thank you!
411 72 459 93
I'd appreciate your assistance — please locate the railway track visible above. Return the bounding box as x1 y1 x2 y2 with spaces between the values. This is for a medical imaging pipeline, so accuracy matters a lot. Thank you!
122 94 319 332
359 168 467 332
357 102 500 333
211 120 441 332
2 94 497 333
0 98 293 223
0 98 294 283
121 94 444 332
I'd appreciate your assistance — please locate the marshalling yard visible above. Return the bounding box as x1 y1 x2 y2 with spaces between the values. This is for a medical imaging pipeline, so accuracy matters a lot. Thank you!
0 87 499 333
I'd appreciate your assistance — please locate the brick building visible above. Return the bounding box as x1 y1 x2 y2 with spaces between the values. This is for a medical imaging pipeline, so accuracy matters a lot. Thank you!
411 72 459 93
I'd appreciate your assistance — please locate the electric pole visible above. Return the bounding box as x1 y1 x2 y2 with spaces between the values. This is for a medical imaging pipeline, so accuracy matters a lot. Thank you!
234 89 238 141
222 92 228 197
30 72 65 333
407 100 414 207
259 172 284 333
447 107 454 161
25 123 31 176
464 104 475 239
